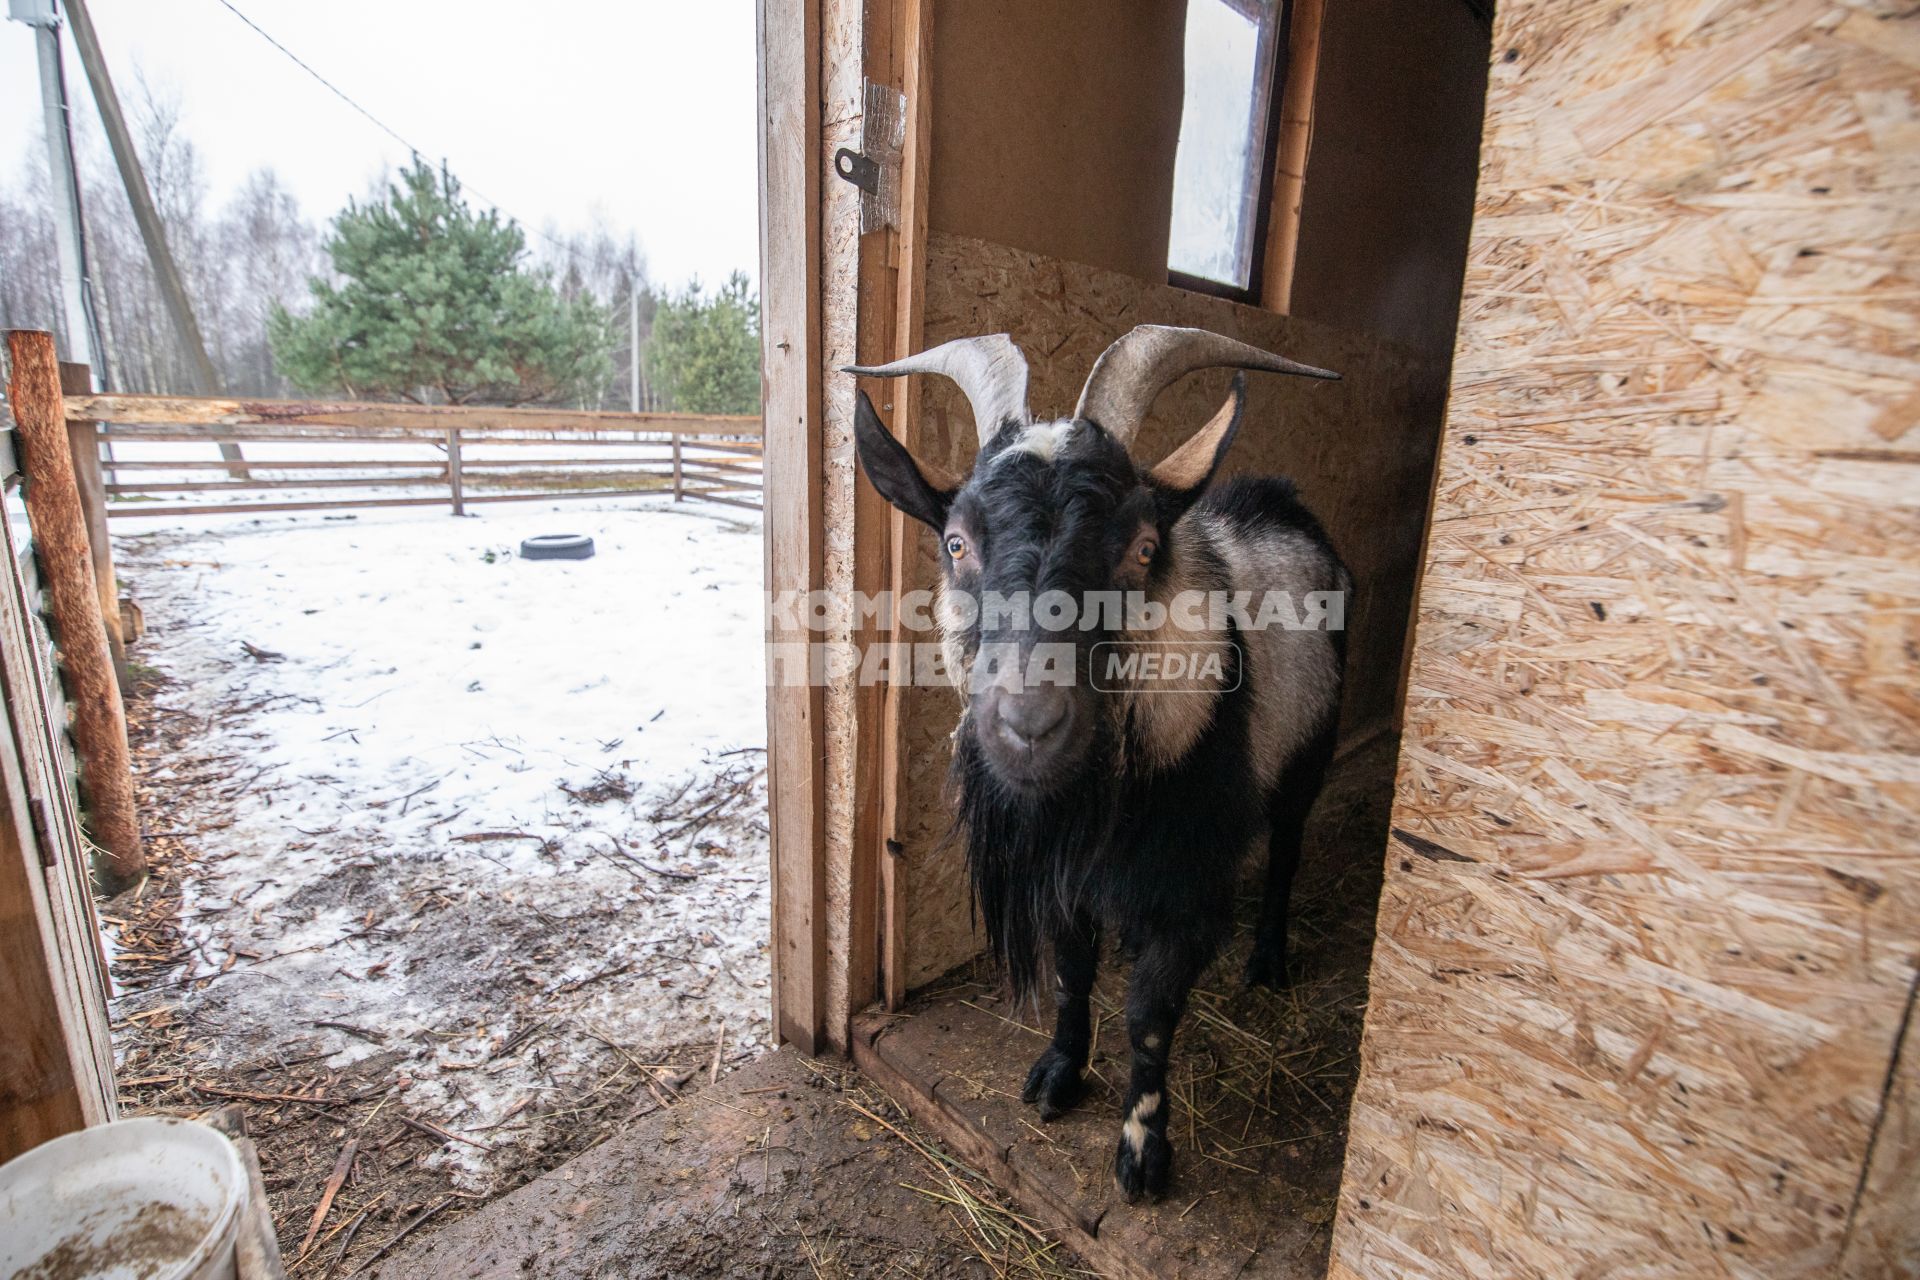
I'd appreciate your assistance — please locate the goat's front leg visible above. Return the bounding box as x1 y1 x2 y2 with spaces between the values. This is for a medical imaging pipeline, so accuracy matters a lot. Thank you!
1114 941 1205 1201
1022 913 1098 1120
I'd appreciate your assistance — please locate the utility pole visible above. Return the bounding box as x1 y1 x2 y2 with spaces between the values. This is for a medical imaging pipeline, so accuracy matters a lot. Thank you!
630 286 641 412
60 0 249 477
9 0 104 381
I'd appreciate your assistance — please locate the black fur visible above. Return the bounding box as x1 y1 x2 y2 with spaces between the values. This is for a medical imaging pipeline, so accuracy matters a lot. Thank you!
952 633 1256 1000
1204 472 1335 549
853 390 954 530
857 399 1346 1203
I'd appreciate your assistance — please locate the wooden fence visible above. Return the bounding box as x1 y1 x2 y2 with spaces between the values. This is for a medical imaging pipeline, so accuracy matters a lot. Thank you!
0 343 118 1161
61 394 764 519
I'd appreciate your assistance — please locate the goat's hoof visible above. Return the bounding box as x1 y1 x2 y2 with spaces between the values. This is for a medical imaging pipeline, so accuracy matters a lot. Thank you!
1114 1125 1172 1202
1244 942 1292 991
1021 1046 1086 1120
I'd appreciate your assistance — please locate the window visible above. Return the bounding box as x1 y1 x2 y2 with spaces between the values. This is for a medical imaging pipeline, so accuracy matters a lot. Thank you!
1167 0 1285 301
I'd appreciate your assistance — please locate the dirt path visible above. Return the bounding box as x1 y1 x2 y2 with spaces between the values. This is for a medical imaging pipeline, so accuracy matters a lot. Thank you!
375 1049 1092 1279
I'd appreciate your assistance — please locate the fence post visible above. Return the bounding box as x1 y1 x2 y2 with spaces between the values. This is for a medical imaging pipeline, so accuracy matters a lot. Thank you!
6 332 143 890
447 427 465 516
672 433 683 501
58 363 125 688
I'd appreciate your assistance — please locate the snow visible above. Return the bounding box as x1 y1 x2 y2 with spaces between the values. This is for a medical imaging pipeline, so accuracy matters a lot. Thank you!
113 497 770 1188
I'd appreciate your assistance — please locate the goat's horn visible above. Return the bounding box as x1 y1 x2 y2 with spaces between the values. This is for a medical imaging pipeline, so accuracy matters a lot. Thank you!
844 334 1031 448
1074 325 1339 447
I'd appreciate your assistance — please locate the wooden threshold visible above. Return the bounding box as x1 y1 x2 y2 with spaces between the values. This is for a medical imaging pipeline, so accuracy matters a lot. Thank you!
851 1008 1154 1280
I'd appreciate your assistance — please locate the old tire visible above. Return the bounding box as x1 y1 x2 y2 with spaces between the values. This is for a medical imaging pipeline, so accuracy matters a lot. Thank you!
519 534 596 561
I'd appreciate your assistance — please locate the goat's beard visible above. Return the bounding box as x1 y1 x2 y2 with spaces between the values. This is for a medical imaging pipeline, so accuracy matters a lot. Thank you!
950 715 1120 1002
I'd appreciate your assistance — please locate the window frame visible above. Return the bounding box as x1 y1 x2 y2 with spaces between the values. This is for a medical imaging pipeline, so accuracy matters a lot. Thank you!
1166 0 1292 308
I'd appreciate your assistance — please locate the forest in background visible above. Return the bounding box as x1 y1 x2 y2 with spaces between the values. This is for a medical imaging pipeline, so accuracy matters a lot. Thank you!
0 79 758 414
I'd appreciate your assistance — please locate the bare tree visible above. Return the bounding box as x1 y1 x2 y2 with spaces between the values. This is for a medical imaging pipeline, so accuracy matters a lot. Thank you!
536 220 656 410
0 76 322 398
5 73 651 410
215 170 320 395
0 158 62 344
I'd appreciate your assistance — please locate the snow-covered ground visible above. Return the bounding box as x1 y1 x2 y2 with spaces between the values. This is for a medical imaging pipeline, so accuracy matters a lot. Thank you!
110 497 769 1188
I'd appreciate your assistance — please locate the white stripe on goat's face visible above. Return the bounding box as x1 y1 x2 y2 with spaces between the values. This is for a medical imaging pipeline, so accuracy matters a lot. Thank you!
992 419 1079 466
935 576 971 707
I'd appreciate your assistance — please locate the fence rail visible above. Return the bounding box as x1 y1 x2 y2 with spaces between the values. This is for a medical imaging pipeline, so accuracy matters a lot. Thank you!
62 393 763 518
64 393 758 436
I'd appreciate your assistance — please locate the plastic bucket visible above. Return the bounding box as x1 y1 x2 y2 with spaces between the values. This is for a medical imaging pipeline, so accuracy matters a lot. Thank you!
0 1117 246 1280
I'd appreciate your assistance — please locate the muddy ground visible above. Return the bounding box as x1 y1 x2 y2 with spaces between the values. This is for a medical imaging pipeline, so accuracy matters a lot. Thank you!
105 694 1092 1279
374 1050 1096 1279
102 511 775 1274
104 666 766 1273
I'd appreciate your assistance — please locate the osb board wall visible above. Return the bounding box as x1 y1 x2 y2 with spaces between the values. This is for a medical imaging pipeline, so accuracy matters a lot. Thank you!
1839 992 1920 1276
897 230 1450 986
1328 2 1920 1277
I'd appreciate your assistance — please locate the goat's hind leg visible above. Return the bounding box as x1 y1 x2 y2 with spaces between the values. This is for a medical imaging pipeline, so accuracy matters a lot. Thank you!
1022 914 1098 1120
1246 726 1335 991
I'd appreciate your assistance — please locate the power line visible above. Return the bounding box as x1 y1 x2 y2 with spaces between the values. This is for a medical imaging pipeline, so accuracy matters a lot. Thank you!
210 0 421 156
207 0 577 258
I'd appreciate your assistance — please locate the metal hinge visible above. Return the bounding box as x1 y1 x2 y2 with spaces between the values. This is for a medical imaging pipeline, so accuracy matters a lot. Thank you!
29 796 54 867
832 80 906 234
834 147 879 195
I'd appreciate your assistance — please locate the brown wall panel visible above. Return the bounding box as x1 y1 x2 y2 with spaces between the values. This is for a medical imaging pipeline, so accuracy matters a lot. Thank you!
897 231 1450 985
927 0 1184 282
928 0 1489 356
1289 0 1491 359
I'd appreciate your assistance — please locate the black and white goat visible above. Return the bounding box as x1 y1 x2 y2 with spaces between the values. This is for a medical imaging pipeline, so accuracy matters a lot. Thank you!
849 325 1348 1201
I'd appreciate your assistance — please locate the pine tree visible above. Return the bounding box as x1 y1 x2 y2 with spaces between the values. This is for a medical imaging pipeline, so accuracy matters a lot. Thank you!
269 159 610 405
646 271 761 415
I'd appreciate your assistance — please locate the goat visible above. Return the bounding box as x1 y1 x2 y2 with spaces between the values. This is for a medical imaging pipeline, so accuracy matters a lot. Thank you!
848 326 1349 1201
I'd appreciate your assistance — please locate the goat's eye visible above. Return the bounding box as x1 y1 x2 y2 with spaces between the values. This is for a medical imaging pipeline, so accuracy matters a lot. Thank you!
945 534 968 560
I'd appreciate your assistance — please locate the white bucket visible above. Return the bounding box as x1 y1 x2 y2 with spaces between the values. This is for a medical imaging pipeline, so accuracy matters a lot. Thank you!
0 1117 247 1280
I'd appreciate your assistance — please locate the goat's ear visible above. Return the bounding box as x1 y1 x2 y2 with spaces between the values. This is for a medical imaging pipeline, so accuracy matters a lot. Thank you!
1149 374 1244 520
853 389 959 531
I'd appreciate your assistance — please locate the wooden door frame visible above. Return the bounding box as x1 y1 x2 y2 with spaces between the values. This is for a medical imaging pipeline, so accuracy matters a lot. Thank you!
853 0 934 1016
759 0 933 1055
757 0 829 1055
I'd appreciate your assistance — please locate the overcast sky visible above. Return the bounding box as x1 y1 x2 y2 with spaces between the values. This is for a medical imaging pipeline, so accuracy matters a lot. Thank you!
1 0 760 292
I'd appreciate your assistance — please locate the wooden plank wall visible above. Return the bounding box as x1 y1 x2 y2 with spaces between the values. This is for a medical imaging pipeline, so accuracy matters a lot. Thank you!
895 231 1450 987
1329 2 1920 1276
0 426 116 1159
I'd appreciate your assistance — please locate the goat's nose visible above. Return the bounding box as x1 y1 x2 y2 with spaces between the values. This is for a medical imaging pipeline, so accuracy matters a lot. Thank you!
997 686 1067 747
